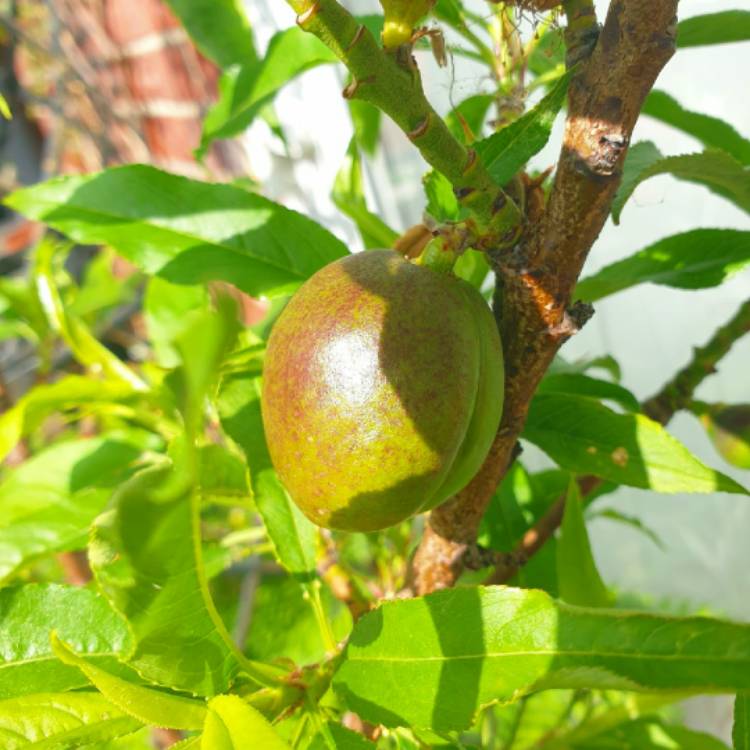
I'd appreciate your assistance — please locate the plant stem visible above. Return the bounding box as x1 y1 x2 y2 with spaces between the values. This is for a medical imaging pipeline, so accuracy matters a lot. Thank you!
412 0 679 595
643 298 750 423
285 0 521 236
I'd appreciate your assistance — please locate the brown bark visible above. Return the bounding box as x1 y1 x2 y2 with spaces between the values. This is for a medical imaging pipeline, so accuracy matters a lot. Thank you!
412 0 678 595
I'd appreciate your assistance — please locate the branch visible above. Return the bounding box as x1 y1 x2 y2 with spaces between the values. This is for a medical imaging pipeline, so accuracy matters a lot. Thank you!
286 0 521 235
643 299 750 423
411 0 678 595
487 296 750 585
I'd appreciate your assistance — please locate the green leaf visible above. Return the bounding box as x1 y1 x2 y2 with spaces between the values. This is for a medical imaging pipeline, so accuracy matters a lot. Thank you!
0 585 133 699
433 0 464 28
5 165 348 299
546 692 692 748
34 238 146 390
333 586 750 731
144 277 210 368
198 444 250 506
612 148 750 224
0 375 137 464
538 373 640 412
0 692 142 749
475 71 570 186
332 140 398 249
642 91 750 166
0 436 143 582
736 692 750 750
309 722 376 749
0 93 10 120
523 393 748 496
528 27 565 77
70 247 140 319
97 728 157 749
348 100 381 155
587 508 665 550
574 717 731 749
51 634 207 730
218 372 318 580
445 95 494 144
611 141 662 223
548 354 622 382
677 11 750 48
89 464 280 696
170 737 202 750
245 577 352 666
479 464 568 552
557 478 610 607
202 695 289 749
164 0 256 69
478 464 581 596
423 170 460 222
200 27 338 153
0 276 48 343
492 690 577 750
170 296 240 440
453 249 490 290
576 229 750 301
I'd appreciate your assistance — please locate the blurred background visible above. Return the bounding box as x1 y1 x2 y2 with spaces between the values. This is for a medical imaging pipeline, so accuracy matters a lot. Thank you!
1 0 748 741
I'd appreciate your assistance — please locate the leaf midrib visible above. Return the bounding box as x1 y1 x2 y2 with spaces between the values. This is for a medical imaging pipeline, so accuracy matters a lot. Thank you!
21 196 317 281
346 648 750 665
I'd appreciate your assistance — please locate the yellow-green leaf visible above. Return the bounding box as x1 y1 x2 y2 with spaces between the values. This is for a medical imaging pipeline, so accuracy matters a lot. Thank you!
51 634 207 730
201 695 288 749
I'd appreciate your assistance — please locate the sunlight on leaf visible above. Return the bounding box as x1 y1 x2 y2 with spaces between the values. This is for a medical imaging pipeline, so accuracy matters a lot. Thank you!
51 634 207 730
0 692 142 749
334 586 750 731
202 695 288 749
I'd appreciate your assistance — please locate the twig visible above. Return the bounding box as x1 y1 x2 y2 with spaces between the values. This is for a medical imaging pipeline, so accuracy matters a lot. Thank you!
487 297 750 585
285 0 521 235
411 0 678 594
643 299 750 423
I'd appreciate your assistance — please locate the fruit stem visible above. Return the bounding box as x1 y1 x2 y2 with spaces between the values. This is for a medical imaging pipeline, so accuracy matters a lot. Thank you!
418 236 459 274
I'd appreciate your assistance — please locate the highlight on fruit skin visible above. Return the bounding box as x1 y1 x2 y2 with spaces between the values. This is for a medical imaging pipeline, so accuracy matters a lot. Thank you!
379 0 436 48
261 249 504 532
700 403 750 469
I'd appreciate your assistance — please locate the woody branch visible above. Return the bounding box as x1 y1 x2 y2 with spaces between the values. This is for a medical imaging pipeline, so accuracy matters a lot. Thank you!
412 0 679 594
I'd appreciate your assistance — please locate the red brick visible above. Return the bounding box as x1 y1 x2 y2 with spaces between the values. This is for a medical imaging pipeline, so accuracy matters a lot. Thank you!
104 0 180 47
123 46 203 102
142 116 202 160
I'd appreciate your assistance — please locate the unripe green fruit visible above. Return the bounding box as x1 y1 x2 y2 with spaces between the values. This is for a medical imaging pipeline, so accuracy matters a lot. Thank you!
700 404 750 469
261 249 504 532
